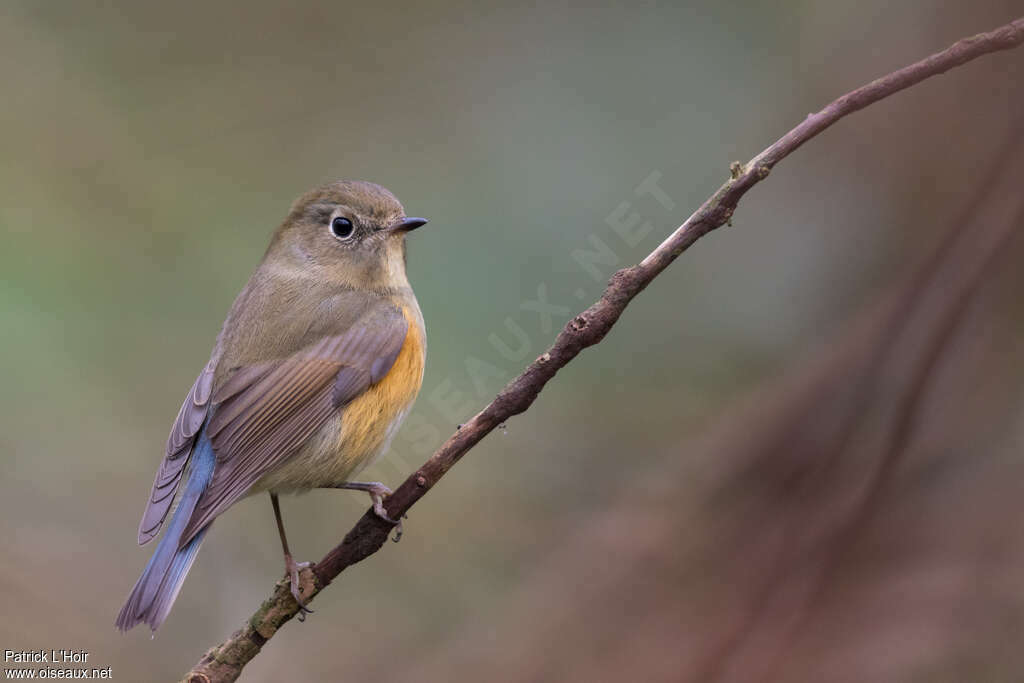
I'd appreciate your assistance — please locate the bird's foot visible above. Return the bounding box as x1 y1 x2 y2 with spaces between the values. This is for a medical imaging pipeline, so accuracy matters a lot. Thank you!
336 481 404 542
284 554 314 621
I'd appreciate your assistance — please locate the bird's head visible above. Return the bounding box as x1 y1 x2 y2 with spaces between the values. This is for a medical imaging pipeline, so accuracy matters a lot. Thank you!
266 180 427 290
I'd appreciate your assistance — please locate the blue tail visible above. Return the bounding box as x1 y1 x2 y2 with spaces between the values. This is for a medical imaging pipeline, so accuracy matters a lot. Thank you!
116 431 216 632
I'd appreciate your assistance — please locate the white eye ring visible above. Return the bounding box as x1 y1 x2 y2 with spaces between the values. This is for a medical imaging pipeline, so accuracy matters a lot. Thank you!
330 216 354 240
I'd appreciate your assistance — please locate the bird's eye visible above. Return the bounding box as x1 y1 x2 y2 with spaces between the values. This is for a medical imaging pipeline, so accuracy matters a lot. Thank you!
330 216 354 240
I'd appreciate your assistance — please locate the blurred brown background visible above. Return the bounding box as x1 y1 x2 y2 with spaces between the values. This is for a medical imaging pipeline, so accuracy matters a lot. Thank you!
2 1 1023 681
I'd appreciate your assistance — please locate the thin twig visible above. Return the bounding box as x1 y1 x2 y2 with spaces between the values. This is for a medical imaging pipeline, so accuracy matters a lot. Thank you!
182 16 1024 683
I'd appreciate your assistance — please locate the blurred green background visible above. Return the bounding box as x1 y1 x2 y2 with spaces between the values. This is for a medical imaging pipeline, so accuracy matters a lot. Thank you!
2 1 1023 681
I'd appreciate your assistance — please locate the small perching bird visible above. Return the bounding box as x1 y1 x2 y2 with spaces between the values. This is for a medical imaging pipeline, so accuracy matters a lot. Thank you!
116 180 428 632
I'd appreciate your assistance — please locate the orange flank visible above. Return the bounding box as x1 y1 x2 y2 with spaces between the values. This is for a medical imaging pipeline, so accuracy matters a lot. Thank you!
335 304 425 471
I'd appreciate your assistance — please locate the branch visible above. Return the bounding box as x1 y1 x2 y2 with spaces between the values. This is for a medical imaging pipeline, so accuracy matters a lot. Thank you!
182 16 1024 683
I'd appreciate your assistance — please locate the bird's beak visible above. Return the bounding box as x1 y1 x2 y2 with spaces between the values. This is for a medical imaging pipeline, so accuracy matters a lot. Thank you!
388 217 429 233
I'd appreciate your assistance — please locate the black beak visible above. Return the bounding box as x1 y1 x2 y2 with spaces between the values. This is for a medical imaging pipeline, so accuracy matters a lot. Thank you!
389 217 429 233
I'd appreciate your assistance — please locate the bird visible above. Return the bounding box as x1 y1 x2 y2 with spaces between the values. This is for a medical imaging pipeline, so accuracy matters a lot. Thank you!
116 180 428 632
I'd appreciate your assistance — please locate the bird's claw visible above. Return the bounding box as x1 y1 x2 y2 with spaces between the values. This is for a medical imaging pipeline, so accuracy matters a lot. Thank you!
285 556 314 620
337 481 407 542
366 487 405 542
390 516 404 543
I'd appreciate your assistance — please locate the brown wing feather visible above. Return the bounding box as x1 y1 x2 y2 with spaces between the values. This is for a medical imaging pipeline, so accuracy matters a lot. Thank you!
178 303 409 546
137 358 216 545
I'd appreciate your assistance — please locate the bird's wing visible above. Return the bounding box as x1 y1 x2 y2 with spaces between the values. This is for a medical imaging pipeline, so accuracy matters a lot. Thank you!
178 301 409 546
137 359 216 545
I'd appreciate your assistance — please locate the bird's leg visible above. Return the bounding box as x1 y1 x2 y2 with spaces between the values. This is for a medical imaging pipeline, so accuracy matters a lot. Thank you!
270 493 314 620
330 481 404 542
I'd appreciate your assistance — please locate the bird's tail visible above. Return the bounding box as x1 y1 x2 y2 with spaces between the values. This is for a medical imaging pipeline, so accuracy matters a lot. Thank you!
116 431 215 633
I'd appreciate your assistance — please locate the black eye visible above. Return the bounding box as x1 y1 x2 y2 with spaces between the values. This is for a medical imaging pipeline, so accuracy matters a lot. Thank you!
330 216 354 239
